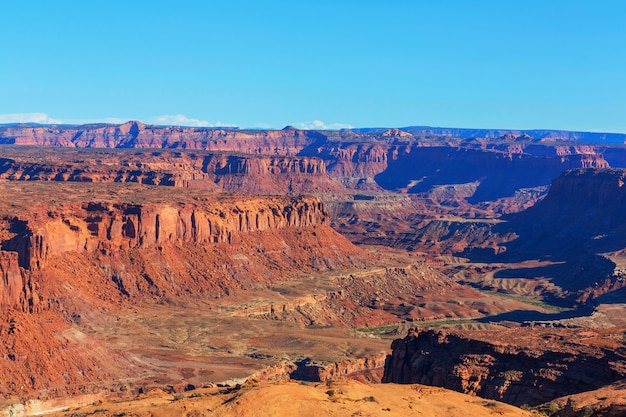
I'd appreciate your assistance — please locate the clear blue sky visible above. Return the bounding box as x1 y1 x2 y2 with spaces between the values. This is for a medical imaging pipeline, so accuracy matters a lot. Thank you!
1 1 625 132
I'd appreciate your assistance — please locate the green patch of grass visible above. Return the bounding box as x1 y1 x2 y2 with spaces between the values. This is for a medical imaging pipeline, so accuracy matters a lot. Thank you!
357 318 481 336
477 289 571 313
415 318 478 327
356 324 399 336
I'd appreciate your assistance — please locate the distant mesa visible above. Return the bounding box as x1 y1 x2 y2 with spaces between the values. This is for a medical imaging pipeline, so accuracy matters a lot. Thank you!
118 120 144 135
381 128 412 138
282 125 299 131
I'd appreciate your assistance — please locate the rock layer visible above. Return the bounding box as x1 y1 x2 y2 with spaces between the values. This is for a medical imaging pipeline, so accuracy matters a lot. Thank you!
383 328 626 406
1 196 326 271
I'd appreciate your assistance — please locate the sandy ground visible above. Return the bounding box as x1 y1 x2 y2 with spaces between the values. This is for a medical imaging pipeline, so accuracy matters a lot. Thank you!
41 379 532 417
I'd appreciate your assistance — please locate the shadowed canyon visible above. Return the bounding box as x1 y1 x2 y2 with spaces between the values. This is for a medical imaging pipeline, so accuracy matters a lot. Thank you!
2 122 626 416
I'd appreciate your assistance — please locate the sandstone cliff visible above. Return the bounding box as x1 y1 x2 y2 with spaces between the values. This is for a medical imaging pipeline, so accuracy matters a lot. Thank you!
1 196 326 271
496 168 626 260
544 168 626 205
1 123 622 206
0 150 343 194
0 121 321 154
383 328 625 406
0 186 372 401
201 154 343 193
0 251 26 310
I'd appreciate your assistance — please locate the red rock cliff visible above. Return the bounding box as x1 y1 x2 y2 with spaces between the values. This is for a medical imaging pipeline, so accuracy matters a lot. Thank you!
1 122 319 154
383 328 624 406
544 168 626 205
0 251 24 310
2 196 327 270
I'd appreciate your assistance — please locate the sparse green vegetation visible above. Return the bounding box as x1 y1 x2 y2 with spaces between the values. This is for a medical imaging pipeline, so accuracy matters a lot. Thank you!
476 289 570 313
356 324 399 336
357 317 480 336
540 402 561 416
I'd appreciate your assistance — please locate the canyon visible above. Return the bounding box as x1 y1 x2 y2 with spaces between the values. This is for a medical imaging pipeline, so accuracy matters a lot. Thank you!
2 121 626 416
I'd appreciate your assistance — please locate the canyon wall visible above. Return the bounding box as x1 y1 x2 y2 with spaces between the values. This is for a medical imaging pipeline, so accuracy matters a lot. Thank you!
0 251 27 311
374 146 608 201
0 122 320 154
1 196 327 271
383 328 624 406
543 168 626 205
201 154 343 193
500 168 626 257
0 122 622 202
0 157 186 186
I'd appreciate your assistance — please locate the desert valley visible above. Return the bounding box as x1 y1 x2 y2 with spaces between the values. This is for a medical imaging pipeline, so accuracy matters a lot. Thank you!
2 122 626 416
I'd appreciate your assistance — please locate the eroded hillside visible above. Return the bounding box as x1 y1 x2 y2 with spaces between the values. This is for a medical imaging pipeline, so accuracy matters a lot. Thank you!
2 123 626 416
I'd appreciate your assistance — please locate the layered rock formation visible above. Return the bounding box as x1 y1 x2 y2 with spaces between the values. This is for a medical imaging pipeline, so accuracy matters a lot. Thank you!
383 328 626 406
544 168 626 205
0 121 320 154
485 169 626 261
201 154 343 193
1 196 326 271
0 183 373 402
1 122 623 214
3 122 626 412
0 251 25 310
0 156 185 186
356 125 626 144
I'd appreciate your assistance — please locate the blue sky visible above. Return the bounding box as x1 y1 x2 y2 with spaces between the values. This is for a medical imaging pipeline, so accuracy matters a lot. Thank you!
1 1 625 132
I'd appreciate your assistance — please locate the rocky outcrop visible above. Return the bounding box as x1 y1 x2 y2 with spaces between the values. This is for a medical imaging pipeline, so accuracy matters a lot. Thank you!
0 150 342 193
0 157 185 186
499 168 626 257
290 353 388 382
203 154 327 176
1 196 327 270
247 353 388 384
316 143 390 184
201 154 343 193
383 328 625 406
0 252 24 310
0 249 41 313
375 146 606 202
544 168 626 205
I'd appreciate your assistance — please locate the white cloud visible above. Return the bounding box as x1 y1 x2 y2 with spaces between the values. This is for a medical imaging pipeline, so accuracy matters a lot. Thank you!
0 112 62 124
150 114 221 127
293 120 354 130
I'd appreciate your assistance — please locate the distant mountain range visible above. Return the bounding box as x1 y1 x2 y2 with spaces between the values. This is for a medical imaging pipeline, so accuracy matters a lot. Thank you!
1 121 625 144
353 126 626 144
